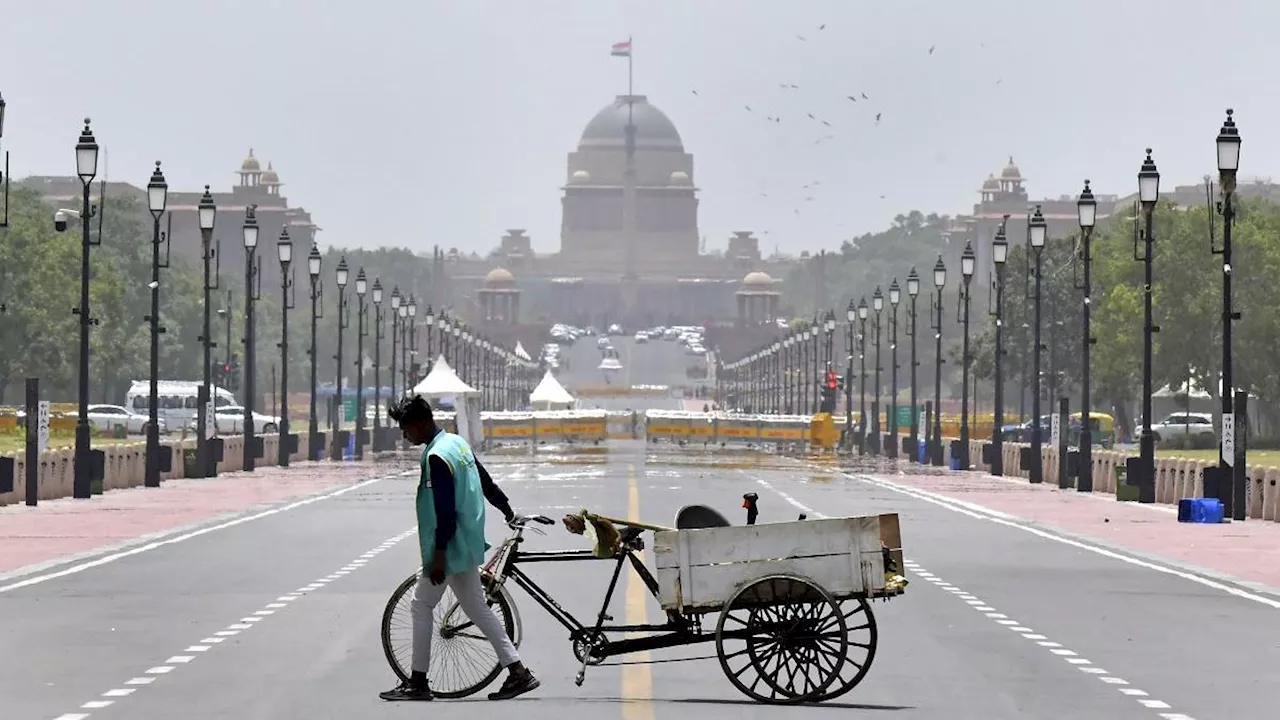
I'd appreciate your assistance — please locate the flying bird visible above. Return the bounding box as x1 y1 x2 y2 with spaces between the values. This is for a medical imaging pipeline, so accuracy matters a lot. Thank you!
821 120 831 127
796 34 806 41
807 112 816 119
875 112 882 122
691 89 698 95
846 95 857 102
929 45 935 54
861 92 869 99
745 105 752 112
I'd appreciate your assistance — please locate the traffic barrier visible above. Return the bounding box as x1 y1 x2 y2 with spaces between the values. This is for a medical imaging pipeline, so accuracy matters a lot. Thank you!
643 410 815 446
473 410 610 445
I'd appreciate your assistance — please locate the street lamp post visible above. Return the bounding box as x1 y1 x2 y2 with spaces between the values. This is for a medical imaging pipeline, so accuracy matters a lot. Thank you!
354 269 368 460
845 300 856 445
906 268 920 462
407 296 418 388
276 228 295 467
389 288 401 398
424 305 436 371
857 298 868 454
872 288 884 455
144 162 169 488
197 186 219 479
72 120 100 499
1214 109 1244 518
1028 205 1048 484
990 219 1009 476
888 279 901 458
241 205 261 472
958 240 976 469
332 257 350 460
307 244 323 457
930 257 946 465
1075 181 1097 492
1136 149 1161 504
371 279 384 450
400 303 411 392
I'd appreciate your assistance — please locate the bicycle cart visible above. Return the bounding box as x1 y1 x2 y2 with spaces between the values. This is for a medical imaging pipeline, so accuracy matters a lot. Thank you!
381 500 907 704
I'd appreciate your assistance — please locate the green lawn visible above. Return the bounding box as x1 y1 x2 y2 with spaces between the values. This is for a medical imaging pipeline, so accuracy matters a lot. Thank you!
1154 448 1280 467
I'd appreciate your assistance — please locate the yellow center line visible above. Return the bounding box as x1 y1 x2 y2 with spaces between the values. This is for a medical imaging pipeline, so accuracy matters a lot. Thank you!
621 463 655 720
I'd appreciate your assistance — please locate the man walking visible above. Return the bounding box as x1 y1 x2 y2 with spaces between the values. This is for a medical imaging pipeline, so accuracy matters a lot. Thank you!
380 395 540 702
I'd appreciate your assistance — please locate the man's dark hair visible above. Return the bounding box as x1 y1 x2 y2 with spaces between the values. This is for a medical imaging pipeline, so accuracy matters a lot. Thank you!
388 395 434 425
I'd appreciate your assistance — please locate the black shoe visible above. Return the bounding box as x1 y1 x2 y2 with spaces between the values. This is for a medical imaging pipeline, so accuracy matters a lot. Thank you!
380 681 434 701
487 668 540 700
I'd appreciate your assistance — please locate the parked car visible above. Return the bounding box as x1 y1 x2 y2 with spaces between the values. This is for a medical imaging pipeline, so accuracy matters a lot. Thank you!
87 404 165 435
186 406 280 435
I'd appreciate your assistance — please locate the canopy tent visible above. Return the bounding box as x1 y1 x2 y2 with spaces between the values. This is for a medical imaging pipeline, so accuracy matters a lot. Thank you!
529 370 575 409
513 341 532 362
412 355 479 397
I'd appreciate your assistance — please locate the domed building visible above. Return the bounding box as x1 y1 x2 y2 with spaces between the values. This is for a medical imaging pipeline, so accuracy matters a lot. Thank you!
439 91 792 331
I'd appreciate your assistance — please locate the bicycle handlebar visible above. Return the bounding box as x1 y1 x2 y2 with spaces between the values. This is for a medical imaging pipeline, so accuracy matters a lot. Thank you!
509 514 555 528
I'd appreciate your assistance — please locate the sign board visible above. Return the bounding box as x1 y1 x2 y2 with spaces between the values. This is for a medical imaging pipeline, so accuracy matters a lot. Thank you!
1050 413 1061 447
204 401 216 440
37 401 50 454
342 397 358 424
1221 412 1235 467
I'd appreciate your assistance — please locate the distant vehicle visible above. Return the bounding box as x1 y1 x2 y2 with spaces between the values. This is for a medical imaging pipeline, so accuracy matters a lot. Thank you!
125 380 236 431
634 332 648 344
608 324 624 335
663 329 680 340
596 336 612 348
87 404 166 435
1151 412 1216 442
186 406 280 435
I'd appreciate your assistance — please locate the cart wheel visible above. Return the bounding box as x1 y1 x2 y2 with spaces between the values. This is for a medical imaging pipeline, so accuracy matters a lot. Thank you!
806 598 879 702
381 571 519 699
715 574 848 704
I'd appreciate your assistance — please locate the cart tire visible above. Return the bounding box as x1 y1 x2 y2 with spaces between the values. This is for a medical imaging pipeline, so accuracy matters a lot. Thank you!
381 570 519 699
806 598 879 702
714 574 848 704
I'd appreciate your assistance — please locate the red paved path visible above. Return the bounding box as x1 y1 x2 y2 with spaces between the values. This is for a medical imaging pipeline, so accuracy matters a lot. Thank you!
0 461 396 576
884 471 1280 590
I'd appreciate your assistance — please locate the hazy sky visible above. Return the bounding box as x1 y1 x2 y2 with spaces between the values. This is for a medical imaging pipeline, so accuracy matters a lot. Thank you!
4 0 1275 255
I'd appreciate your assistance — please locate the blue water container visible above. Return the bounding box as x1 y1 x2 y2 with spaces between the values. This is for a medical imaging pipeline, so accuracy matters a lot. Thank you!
1177 498 1224 524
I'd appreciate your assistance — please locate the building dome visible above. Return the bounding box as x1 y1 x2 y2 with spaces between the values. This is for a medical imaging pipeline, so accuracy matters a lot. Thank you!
578 95 684 152
982 174 1000 191
669 170 691 185
742 271 774 288
240 149 261 173
484 267 516 288
570 169 591 184
260 162 280 185
1001 156 1022 179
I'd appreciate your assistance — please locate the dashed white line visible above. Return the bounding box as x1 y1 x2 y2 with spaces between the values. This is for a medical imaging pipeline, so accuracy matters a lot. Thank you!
51 526 416 719
755 475 1195 720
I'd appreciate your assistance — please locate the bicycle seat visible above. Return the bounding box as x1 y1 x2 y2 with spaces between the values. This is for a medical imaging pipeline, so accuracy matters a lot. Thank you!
675 505 731 529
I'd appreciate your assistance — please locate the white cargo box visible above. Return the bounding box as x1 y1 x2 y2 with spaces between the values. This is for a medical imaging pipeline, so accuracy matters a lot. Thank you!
652 513 903 613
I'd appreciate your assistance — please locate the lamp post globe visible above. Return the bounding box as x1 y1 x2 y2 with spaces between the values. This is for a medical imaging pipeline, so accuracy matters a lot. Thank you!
372 279 383 304
907 268 920 297
1077 181 1097 228
961 241 976 279
889 279 901 306
407 297 417 318
933 256 946 289
1217 108 1241 174
76 118 99 183
277 227 293 264
1138 148 1161 208
390 287 401 310
197 185 216 231
335 256 349 288
1029 205 1047 249
846 298 856 323
824 309 836 333
308 243 322 278
857 297 868 320
242 206 259 250
147 161 168 216
355 268 367 297
872 288 884 312
993 224 1008 265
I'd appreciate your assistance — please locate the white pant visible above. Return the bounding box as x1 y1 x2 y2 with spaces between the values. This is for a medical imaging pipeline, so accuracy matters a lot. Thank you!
411 566 519 674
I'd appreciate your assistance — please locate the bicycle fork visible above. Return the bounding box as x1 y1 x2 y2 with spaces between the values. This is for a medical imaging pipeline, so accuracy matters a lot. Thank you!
575 552 631 686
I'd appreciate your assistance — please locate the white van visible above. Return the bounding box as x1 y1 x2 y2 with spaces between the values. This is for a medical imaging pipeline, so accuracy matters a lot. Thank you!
124 380 237 431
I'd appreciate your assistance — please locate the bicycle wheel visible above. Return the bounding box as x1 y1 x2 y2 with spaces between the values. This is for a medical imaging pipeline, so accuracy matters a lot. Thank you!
381 571 519 699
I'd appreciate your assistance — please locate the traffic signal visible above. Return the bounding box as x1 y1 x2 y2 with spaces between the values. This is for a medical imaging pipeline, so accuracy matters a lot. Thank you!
825 371 838 390
820 371 839 414
227 355 241 393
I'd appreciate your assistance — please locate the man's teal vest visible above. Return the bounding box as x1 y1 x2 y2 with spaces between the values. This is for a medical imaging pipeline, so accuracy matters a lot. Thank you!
417 431 489 575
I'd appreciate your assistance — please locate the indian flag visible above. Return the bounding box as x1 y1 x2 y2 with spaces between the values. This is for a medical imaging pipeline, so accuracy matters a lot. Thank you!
611 40 631 57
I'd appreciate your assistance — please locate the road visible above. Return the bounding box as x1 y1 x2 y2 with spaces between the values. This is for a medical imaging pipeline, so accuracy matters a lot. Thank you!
1 411 1276 717
558 336 704 392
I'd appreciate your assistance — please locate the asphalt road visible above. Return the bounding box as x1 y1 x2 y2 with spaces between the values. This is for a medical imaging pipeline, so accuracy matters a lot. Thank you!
559 336 703 392
2 431 1275 717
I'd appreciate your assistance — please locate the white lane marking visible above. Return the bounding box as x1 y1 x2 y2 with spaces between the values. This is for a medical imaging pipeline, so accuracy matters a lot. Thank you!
755 475 1195 720
51 526 416 720
831 468 1280 610
0 470 415 594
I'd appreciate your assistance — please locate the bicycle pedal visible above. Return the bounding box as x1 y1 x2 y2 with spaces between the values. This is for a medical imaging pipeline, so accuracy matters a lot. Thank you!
575 672 585 686
600 614 613 621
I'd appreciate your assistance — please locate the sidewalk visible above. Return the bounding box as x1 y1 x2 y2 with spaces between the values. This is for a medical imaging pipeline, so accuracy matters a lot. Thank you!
882 470 1280 592
0 460 406 576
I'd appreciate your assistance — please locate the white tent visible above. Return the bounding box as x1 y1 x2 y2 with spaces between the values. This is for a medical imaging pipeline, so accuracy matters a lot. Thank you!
411 356 482 446
513 341 532 362
412 355 479 397
529 370 575 409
